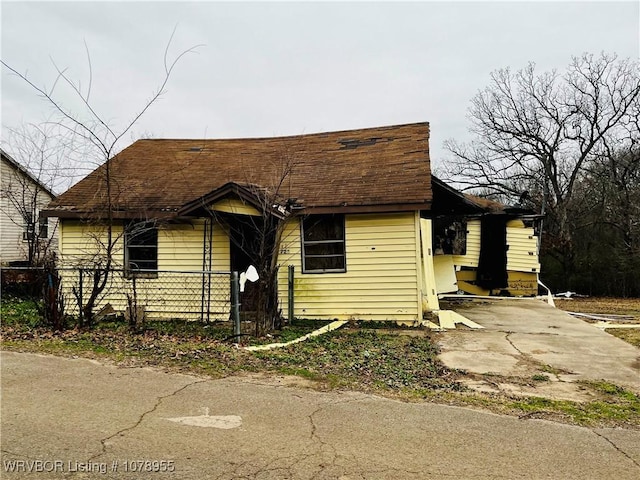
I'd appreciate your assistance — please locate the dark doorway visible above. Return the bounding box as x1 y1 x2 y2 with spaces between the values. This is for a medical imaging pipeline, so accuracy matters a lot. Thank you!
476 215 509 290
226 215 263 316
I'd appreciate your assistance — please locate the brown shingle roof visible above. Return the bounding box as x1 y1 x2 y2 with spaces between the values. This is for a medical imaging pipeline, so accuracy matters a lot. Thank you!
44 123 431 218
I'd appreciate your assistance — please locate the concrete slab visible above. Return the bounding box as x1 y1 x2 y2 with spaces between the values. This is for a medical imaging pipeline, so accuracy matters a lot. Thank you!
440 350 520 375
437 299 640 395
436 309 484 329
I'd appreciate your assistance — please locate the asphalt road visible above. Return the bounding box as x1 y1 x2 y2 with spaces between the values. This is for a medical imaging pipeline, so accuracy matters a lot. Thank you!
1 351 639 479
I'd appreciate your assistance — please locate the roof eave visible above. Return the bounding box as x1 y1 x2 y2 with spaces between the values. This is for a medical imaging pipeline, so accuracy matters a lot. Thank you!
1 149 57 199
40 209 180 220
179 182 258 216
296 201 431 215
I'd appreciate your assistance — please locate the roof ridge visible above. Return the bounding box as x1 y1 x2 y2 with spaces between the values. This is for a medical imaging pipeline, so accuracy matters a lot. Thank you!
132 122 429 143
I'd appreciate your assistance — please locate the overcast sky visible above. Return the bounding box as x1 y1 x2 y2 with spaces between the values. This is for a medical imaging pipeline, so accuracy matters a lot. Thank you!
2 1 639 188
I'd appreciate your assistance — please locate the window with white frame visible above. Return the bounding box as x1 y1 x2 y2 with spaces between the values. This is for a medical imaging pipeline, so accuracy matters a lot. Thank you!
301 214 346 273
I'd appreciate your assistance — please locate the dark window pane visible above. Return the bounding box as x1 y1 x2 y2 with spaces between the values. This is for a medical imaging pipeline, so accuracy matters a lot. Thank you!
130 259 157 270
303 215 344 241
129 228 156 246
129 246 157 261
38 217 48 238
305 256 345 272
304 242 344 256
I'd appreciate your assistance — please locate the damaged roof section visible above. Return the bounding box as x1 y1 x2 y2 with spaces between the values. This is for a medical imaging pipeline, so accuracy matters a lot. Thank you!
430 177 485 216
430 177 538 217
43 123 432 219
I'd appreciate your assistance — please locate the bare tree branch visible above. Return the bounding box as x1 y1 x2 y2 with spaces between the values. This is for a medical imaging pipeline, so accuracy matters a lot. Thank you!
2 29 200 323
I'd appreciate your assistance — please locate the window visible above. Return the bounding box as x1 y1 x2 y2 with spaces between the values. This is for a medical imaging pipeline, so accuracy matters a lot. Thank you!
23 215 49 241
302 214 346 273
433 217 467 255
38 217 48 239
22 215 48 240
22 213 34 241
125 222 158 274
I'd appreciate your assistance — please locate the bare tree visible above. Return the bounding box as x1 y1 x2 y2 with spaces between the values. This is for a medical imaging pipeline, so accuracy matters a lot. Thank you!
595 97 640 260
443 53 640 280
577 130 640 295
208 144 302 337
1 30 200 325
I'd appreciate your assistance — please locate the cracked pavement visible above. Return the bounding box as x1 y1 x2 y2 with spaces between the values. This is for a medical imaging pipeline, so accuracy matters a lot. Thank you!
2 351 640 479
437 299 640 400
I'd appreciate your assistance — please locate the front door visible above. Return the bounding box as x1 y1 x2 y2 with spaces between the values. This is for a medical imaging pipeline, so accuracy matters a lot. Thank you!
227 216 262 317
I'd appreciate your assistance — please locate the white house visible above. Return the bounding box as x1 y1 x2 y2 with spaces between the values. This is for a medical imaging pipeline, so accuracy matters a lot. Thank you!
1 149 58 265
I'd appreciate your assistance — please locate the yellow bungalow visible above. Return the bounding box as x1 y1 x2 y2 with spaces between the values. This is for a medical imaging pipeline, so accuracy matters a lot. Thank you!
43 123 541 323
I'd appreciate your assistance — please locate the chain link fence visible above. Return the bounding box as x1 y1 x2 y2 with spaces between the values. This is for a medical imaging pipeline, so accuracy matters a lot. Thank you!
2 266 236 323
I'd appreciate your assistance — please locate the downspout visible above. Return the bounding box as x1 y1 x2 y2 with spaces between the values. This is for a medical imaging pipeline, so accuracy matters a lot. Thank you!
535 180 555 305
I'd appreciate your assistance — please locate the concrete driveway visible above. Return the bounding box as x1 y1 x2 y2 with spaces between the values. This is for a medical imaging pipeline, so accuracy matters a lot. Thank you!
2 351 640 479
437 299 640 398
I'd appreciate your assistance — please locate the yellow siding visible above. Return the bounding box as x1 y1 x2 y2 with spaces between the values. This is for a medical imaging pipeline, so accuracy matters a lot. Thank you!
506 227 540 272
277 212 421 322
507 219 525 228
456 270 539 296
449 219 540 273
419 218 440 311
59 212 426 321
157 220 230 271
443 218 539 296
211 223 231 271
59 221 125 268
158 221 206 270
58 219 231 320
210 198 261 216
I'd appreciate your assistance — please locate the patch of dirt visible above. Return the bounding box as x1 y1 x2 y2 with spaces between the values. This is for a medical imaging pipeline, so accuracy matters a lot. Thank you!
439 298 492 310
238 372 325 390
368 328 430 337
460 374 597 403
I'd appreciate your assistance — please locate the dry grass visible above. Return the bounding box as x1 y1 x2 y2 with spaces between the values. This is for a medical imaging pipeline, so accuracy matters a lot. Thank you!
554 297 640 320
606 329 640 348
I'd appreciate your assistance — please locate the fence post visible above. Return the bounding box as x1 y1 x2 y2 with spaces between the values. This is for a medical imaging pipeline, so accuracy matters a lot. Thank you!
231 271 241 338
78 268 84 325
288 265 294 325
